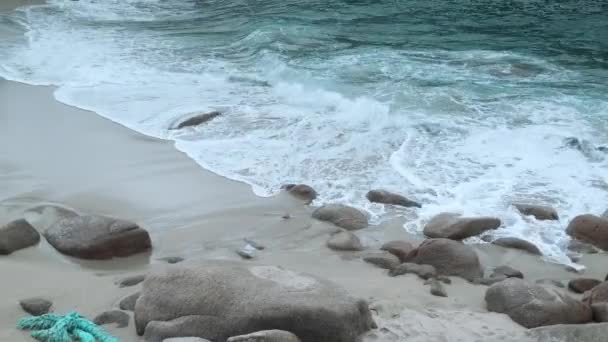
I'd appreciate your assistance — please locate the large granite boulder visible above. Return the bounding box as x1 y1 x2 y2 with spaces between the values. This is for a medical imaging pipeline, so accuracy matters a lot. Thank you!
282 184 317 204
134 260 375 342
513 203 559 221
0 219 40 255
492 237 542 255
312 204 368 231
380 240 414 262
365 190 421 208
407 238 482 281
44 215 151 259
566 215 608 251
423 213 501 240
485 278 592 328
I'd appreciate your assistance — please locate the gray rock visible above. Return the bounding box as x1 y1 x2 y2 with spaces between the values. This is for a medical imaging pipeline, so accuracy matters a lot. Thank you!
44 215 151 259
380 240 414 262
365 190 421 208
119 291 140 311
389 263 437 280
134 260 375 342
566 215 608 251
423 213 500 240
568 278 602 294
513 203 559 221
474 276 508 286
426 279 447 297
0 219 40 255
159 256 185 264
312 204 368 231
244 238 265 250
117 274 146 288
174 111 221 129
408 238 482 281
485 278 592 328
326 231 364 251
567 239 599 254
536 279 565 288
163 338 211 342
19 297 52 316
592 303 608 322
492 237 542 255
583 281 608 306
528 322 608 342
282 184 317 204
227 330 301 342
436 276 452 284
93 310 130 328
362 252 400 270
491 265 523 279
236 244 257 259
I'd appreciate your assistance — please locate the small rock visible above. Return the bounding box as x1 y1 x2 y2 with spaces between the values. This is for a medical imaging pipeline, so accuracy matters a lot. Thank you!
93 310 130 328
326 231 364 251
568 278 602 294
535 279 565 288
244 238 265 250
164 338 211 342
365 190 421 208
362 252 400 270
0 219 40 255
227 330 301 342
389 263 437 280
513 203 559 221
159 256 184 264
236 244 257 259
19 297 52 316
119 292 140 311
174 111 221 129
567 239 599 254
566 215 608 251
117 274 146 288
592 303 608 322
427 279 447 297
473 276 508 286
436 276 452 284
492 237 542 255
312 204 368 231
380 240 414 262
282 184 317 204
408 238 483 281
423 213 501 240
282 213 291 220
491 265 523 279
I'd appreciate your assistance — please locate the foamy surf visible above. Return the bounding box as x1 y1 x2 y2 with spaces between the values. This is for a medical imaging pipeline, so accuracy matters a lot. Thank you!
1 0 607 265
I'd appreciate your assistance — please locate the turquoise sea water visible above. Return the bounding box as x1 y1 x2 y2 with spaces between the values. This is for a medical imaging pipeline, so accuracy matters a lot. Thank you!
1 0 607 263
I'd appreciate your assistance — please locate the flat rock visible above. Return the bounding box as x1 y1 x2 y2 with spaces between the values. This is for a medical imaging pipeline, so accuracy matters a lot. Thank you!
528 322 608 342
485 278 592 328
174 111 221 129
0 219 40 255
159 256 185 264
117 274 146 288
408 238 482 281
227 330 301 342
362 252 400 270
312 204 368 231
326 231 364 251
491 265 523 279
365 190 421 208
44 215 151 259
134 260 375 342
513 203 559 221
282 184 317 204
492 237 542 255
389 263 436 280
566 214 608 251
423 213 500 240
568 278 602 294
380 240 414 262
94 310 130 328
119 291 140 311
19 297 52 316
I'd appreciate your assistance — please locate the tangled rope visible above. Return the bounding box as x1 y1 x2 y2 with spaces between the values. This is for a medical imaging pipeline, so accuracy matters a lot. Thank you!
17 312 120 342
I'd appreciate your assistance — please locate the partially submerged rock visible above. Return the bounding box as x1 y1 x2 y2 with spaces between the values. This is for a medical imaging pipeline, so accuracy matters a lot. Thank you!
282 184 317 204
134 260 375 342
492 237 542 255
227 330 301 342
423 213 500 240
117 274 146 288
365 190 421 208
159 256 185 264
362 252 400 270
236 244 257 259
568 278 602 294
44 215 151 259
408 238 482 281
389 263 436 280
513 203 559 221
380 240 414 262
491 265 523 279
174 111 221 129
566 215 608 251
94 310 130 328
312 204 368 231
19 297 52 316
119 292 140 311
0 219 40 255
326 231 364 251
485 278 592 328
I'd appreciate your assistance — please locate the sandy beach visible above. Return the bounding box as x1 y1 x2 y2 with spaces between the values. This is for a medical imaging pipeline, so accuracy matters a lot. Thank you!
1 1 608 342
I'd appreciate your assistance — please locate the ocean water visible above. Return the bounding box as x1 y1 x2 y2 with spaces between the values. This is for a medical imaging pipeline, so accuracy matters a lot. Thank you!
1 0 607 264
